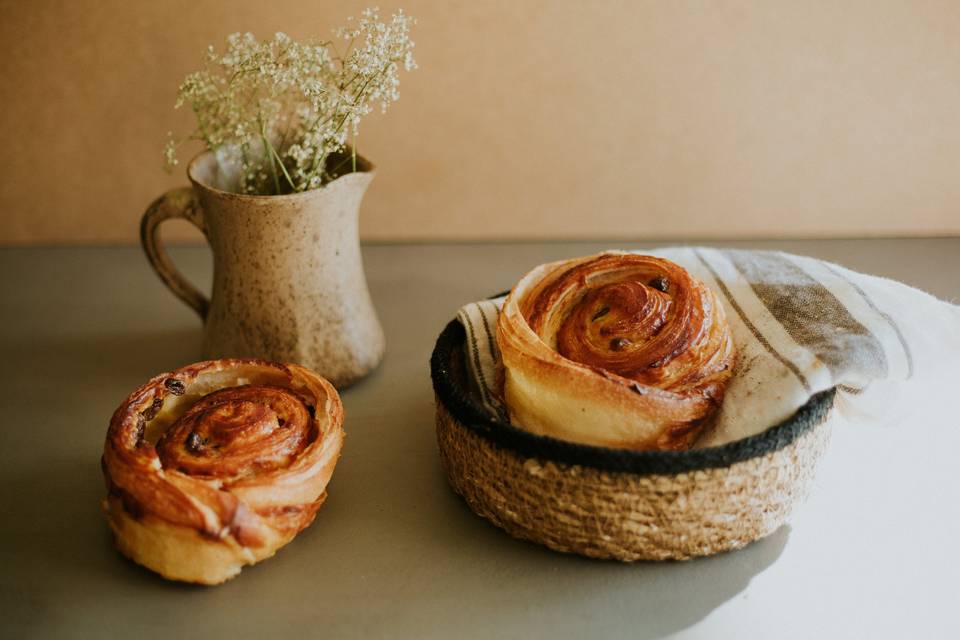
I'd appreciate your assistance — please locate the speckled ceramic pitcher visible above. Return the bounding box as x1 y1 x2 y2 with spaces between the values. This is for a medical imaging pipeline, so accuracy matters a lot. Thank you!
141 151 385 388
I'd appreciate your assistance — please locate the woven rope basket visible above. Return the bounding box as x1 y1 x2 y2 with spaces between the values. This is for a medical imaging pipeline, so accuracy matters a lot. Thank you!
431 319 837 561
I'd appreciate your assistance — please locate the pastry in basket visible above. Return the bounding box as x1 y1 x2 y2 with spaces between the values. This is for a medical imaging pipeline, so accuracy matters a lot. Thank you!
101 359 344 585
497 252 736 450
435 247 950 560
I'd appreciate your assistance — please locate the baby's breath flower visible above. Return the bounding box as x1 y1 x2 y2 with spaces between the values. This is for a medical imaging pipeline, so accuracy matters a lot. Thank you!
165 7 416 195
163 133 182 172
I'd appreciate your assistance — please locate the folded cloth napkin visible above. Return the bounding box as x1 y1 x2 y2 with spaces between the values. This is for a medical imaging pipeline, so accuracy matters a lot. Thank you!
458 248 960 446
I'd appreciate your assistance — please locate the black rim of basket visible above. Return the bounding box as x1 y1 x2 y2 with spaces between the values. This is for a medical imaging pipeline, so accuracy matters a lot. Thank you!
431 318 837 475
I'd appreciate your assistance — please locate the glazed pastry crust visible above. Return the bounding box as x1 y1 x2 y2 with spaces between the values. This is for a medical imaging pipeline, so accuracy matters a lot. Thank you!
101 359 344 584
497 252 736 450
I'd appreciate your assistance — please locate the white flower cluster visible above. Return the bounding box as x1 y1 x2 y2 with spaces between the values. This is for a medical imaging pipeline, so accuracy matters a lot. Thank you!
165 7 416 195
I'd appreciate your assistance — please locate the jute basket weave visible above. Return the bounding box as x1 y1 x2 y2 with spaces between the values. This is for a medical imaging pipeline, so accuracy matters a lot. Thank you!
431 320 837 561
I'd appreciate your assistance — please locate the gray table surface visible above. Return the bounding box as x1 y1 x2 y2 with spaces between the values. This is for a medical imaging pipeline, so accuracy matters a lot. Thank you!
2 239 959 639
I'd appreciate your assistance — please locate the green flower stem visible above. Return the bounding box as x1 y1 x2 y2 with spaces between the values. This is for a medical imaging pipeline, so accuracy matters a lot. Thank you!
267 140 296 193
258 108 296 194
262 133 281 194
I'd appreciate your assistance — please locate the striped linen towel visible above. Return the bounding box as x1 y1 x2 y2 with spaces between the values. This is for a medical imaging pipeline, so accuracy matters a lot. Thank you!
457 248 960 446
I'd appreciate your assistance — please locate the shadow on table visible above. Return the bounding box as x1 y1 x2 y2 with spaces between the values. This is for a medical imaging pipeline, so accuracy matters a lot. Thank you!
426 480 792 639
573 526 792 639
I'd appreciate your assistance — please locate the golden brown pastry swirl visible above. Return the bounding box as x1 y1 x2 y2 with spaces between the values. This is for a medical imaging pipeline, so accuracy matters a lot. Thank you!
497 252 735 450
155 385 313 477
101 359 344 584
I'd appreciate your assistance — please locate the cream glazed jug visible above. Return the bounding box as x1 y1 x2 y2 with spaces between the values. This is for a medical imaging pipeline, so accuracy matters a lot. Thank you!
140 151 385 388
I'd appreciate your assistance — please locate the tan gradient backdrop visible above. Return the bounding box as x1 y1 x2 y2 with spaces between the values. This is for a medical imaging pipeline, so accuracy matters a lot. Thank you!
2 0 959 244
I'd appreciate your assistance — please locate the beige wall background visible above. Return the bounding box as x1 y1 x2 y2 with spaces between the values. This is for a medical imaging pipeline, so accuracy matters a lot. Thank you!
1 0 959 244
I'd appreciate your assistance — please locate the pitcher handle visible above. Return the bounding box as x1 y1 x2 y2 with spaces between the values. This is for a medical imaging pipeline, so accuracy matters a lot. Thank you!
140 187 209 320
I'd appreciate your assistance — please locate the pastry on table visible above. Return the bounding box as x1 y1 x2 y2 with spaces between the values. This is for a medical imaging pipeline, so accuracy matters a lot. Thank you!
497 252 736 450
101 359 344 585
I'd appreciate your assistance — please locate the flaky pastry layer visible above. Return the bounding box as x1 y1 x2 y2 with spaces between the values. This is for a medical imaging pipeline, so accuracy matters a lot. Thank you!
497 252 735 450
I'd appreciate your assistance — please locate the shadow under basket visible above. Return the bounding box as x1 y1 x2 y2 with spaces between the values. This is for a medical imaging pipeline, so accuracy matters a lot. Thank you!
431 319 837 561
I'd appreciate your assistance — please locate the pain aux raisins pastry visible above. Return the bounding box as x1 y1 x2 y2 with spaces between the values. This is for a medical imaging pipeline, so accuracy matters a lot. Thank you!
101 359 344 585
497 252 736 449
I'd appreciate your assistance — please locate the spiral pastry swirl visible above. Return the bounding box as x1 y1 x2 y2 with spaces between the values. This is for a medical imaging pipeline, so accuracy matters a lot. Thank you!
101 359 344 584
497 252 736 450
